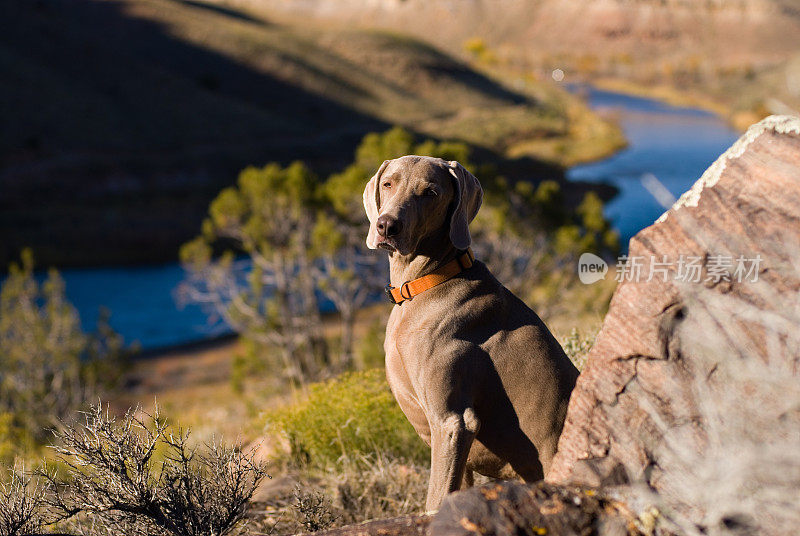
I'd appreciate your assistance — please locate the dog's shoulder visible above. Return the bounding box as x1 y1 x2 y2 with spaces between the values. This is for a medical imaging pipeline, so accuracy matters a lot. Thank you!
456 261 542 321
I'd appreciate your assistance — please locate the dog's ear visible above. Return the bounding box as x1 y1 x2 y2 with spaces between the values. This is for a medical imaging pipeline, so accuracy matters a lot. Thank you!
363 160 390 249
447 161 483 250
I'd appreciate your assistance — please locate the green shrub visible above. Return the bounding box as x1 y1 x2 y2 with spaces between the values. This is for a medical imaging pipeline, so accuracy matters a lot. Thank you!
462 37 497 64
0 413 39 470
265 370 428 468
0 250 128 454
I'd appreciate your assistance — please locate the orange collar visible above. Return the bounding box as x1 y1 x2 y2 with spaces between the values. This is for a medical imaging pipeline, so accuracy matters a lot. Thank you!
385 248 475 305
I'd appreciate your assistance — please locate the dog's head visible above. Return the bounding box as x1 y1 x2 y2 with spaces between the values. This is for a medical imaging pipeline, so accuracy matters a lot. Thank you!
362 155 483 255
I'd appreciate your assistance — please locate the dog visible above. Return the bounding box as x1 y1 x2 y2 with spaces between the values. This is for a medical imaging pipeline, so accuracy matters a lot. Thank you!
363 155 579 511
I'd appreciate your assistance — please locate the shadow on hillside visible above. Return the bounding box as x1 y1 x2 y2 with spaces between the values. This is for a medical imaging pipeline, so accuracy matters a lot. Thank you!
0 0 387 267
0 0 562 268
0 0 384 165
170 0 271 26
388 37 533 106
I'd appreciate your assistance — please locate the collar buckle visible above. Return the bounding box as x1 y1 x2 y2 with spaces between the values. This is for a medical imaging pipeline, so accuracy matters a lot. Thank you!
384 248 474 306
384 284 399 305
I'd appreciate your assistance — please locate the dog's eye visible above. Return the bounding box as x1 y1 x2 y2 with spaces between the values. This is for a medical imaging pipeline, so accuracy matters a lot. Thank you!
423 188 438 197
382 182 391 188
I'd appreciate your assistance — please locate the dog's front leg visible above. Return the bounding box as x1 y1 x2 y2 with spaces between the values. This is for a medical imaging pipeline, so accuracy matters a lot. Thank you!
426 408 480 511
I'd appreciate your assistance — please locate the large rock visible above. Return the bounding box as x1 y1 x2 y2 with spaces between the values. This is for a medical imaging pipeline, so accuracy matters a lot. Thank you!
306 515 432 536
430 481 640 536
309 482 641 536
548 115 800 488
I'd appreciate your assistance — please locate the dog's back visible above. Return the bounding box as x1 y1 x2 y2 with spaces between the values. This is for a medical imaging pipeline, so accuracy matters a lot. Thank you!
385 259 579 482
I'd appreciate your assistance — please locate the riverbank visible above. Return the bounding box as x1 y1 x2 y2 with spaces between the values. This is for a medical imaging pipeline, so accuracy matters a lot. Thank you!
566 84 738 243
591 77 730 120
113 302 388 442
589 77 798 133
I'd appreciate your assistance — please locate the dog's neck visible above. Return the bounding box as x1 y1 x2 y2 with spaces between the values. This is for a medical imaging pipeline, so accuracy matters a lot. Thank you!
387 232 461 287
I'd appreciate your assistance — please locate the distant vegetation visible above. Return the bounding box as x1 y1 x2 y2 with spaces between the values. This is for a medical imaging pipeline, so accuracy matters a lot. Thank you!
0 250 129 467
180 126 618 384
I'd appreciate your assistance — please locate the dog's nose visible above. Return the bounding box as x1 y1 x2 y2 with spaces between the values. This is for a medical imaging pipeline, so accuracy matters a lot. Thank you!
376 214 403 238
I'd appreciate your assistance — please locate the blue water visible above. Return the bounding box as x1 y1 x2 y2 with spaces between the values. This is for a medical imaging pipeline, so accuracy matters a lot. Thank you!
566 86 739 244
57 263 226 351
22 87 739 350
54 261 339 351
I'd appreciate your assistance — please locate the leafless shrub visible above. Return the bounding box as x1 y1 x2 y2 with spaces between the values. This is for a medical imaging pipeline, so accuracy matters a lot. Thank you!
44 403 268 536
0 466 48 536
291 487 338 533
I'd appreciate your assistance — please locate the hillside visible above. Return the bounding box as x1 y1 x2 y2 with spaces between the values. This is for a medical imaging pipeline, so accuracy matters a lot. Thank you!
0 0 621 268
241 0 800 125
242 0 800 61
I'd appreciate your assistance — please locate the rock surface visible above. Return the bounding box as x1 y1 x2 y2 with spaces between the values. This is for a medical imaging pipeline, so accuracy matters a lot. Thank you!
548 114 800 488
307 515 432 536
430 481 639 536
309 482 640 536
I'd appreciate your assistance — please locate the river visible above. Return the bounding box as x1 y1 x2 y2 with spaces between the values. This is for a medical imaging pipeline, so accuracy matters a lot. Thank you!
567 86 738 242
53 88 739 351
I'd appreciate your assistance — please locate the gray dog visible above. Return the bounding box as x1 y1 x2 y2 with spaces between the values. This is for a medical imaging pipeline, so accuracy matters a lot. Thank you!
363 155 579 511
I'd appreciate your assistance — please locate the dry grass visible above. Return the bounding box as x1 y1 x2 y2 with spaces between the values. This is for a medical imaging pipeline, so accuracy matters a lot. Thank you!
546 271 616 339
113 338 273 444
557 327 597 372
247 454 430 535
114 305 391 446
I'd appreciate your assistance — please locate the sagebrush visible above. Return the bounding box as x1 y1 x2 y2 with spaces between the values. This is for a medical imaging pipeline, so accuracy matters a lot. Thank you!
0 467 48 536
45 404 268 536
265 369 428 469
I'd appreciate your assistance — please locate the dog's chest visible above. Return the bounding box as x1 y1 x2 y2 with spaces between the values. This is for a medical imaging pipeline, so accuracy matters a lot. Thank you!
384 308 433 442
